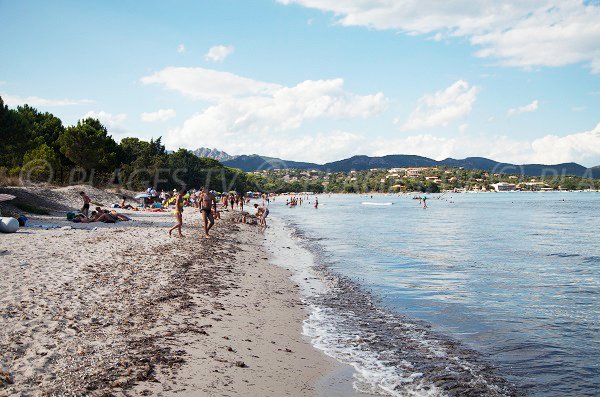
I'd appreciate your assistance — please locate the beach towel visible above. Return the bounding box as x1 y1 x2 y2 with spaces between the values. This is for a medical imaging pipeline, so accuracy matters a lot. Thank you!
26 224 62 230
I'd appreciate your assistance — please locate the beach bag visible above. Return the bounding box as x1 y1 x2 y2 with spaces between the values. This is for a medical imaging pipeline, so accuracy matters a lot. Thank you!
17 215 27 227
66 212 76 220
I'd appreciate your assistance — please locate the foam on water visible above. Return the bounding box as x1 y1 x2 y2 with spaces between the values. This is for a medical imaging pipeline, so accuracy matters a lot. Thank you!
265 216 517 397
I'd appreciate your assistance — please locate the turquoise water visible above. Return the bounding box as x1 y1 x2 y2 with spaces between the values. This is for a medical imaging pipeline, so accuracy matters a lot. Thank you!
271 192 600 396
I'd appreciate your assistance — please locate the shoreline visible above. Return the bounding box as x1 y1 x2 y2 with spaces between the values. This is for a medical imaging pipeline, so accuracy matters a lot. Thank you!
0 186 361 396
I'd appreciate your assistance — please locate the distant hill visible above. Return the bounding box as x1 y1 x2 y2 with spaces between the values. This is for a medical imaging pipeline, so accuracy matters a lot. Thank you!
322 155 438 172
192 147 236 162
222 155 320 172
439 157 588 177
223 153 600 178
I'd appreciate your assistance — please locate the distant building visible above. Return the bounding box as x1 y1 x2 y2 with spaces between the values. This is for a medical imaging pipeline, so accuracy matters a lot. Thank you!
406 168 423 178
491 182 517 192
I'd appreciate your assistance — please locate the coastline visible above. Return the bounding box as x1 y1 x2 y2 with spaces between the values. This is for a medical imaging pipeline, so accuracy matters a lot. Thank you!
0 187 360 396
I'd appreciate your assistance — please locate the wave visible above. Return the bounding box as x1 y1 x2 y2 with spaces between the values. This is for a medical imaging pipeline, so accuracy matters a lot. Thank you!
278 219 519 396
304 269 518 396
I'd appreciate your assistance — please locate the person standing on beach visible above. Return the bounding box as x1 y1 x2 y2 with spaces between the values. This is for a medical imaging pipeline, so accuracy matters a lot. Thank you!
200 187 217 238
168 191 184 237
79 191 91 217
314 197 318 208
422 196 428 209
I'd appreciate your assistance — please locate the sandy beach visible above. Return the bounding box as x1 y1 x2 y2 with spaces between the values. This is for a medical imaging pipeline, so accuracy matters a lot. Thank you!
0 186 340 396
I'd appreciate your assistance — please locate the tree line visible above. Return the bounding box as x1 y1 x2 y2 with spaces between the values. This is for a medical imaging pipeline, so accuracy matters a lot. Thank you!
0 96 257 193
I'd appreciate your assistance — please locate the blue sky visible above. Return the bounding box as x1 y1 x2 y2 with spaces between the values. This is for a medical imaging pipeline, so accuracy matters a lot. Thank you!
1 0 599 166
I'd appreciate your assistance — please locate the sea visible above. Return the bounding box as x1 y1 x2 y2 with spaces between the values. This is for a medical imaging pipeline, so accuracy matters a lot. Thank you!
264 192 599 397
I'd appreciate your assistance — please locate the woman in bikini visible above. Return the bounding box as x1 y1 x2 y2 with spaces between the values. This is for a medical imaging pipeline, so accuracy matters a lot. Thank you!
168 192 184 237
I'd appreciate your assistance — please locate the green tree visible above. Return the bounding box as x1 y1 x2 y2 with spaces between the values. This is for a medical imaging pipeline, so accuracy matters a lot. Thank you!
21 143 59 182
16 105 70 181
0 96 30 168
58 118 118 172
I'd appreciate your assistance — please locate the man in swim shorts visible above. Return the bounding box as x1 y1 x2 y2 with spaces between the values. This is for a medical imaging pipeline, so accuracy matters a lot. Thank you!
79 191 91 217
199 187 217 238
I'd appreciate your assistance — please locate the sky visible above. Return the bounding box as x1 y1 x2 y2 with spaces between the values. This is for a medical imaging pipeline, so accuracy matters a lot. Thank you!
1 0 599 166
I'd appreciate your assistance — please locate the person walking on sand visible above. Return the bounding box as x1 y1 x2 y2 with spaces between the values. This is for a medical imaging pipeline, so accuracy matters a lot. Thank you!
79 191 91 217
168 191 184 237
200 187 217 239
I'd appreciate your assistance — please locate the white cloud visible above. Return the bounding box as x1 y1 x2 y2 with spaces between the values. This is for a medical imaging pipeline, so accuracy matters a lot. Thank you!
3 94 93 107
277 0 600 73
140 108 176 122
82 111 128 139
205 130 365 164
141 66 387 152
177 44 186 53
507 99 539 116
399 80 478 131
141 67 280 101
528 122 600 165
205 45 235 62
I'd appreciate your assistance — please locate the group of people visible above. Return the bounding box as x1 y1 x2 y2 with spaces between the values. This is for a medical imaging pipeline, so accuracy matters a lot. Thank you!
286 195 318 208
78 187 271 237
168 187 218 239
76 192 132 223
221 193 248 211
168 188 270 239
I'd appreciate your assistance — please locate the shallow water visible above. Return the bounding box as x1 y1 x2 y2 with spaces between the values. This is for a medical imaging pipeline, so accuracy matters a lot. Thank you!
268 192 600 396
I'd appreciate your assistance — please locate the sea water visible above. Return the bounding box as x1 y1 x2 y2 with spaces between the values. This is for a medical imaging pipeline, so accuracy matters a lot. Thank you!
266 192 599 396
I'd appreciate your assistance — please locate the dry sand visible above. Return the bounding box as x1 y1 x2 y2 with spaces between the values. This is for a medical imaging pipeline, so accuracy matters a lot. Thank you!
0 186 339 396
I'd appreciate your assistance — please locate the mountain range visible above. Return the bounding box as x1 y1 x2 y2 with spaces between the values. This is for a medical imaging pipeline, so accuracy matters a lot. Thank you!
191 148 600 179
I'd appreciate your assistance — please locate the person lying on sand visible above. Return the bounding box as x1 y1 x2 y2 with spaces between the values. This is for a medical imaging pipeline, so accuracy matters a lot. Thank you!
94 207 131 222
120 196 135 210
72 213 90 223
93 212 117 223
